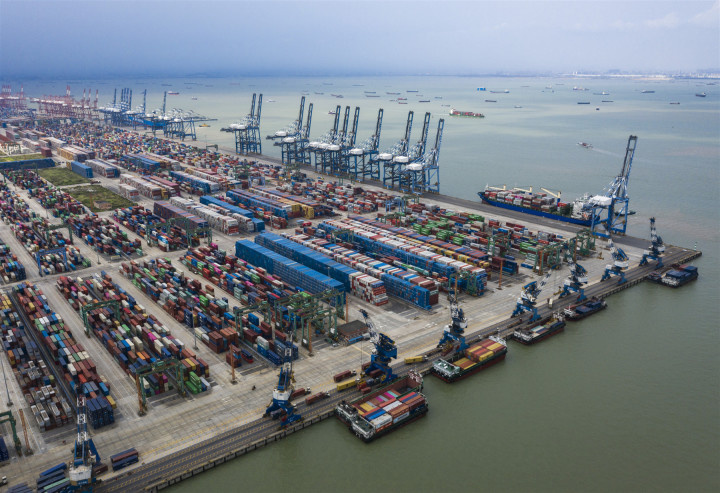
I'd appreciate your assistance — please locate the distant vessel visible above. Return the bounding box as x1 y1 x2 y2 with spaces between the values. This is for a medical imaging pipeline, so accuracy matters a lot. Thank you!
167 91 179 95
669 102 680 105
434 96 443 99
366 95 380 98
514 105 523 108
489 90 510 93
397 97 407 101
328 110 337 115
577 101 591 104
418 100 430 103
330 94 343 98
485 99 497 103
314 92 324 95
267 99 276 102
695 92 707 97
407 90 419 92
641 90 655 94
191 97 198 100
161 84 172 87
578 142 593 148
602 100 614 103
573 86 589 91
449 108 484 118
199 124 210 127
364 91 376 94
386 92 400 95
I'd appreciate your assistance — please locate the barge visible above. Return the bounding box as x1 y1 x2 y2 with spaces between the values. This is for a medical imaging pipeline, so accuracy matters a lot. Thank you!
563 297 607 321
647 264 698 288
335 371 427 442
431 336 507 383
449 108 484 118
512 316 566 345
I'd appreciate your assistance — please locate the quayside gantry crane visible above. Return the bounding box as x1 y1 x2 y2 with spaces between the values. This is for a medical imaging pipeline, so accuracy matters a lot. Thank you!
639 217 665 268
348 108 383 181
267 96 306 166
221 93 263 155
359 309 397 383
511 270 554 322
309 104 343 175
436 293 468 354
585 135 637 237
264 328 302 428
400 117 444 194
600 226 629 284
379 111 413 189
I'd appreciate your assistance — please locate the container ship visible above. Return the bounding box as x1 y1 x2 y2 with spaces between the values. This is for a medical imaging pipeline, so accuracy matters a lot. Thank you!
335 371 427 442
431 336 507 383
563 297 607 321
647 264 698 287
478 186 595 227
512 316 566 345
449 108 484 118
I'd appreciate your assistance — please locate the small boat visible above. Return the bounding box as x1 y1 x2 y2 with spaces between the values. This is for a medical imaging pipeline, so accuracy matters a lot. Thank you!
199 124 210 127
330 94 343 98
696 92 707 97
191 97 198 100
386 92 400 95
489 90 510 94
670 102 680 105
314 92 324 95
267 99 276 102
161 84 172 87
449 108 484 118
365 94 380 98
418 100 430 103
364 91 376 94
328 110 337 115
602 100 614 103
641 90 655 93
407 90 419 92
167 91 179 95
397 97 407 101
434 96 443 99
577 101 590 104
514 105 523 108
398 102 408 104
485 99 497 103
578 142 593 148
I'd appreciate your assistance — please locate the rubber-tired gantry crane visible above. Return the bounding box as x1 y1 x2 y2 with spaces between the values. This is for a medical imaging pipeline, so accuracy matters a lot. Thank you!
559 247 589 301
600 226 630 284
436 293 468 353
511 270 554 322
68 396 101 491
264 328 302 428
639 217 665 268
359 309 397 383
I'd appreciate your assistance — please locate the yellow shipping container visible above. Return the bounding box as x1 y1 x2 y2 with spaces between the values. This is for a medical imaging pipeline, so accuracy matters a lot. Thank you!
404 355 425 364
360 403 374 412
486 343 503 351
336 378 357 391
106 395 117 409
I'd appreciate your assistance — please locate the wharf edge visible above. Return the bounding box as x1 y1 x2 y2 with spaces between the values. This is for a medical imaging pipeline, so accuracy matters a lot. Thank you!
99 246 701 493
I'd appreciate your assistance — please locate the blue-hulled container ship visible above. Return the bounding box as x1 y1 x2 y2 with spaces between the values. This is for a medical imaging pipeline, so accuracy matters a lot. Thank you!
478 186 594 227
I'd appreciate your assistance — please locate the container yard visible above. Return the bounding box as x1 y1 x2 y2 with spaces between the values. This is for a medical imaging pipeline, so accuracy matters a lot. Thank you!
0 117 704 493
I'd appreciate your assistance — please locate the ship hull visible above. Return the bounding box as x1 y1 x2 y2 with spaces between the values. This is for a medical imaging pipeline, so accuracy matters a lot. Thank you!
478 192 591 226
512 321 566 345
431 351 507 383
336 405 429 443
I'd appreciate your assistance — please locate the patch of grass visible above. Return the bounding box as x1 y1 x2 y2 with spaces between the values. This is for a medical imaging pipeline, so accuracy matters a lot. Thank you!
65 185 135 212
0 153 43 162
38 167 90 186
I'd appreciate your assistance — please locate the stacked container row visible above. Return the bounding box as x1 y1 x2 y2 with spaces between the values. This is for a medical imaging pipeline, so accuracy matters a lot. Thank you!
120 174 164 199
120 257 235 359
169 196 239 235
235 240 345 304
67 214 143 257
169 170 220 193
1 291 74 431
10 283 115 428
85 158 120 178
70 161 93 178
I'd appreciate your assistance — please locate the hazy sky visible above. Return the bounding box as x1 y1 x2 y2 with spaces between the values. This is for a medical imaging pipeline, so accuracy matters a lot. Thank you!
1 0 718 78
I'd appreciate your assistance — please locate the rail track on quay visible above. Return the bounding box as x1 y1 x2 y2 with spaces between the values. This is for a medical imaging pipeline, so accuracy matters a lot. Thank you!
95 245 701 492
